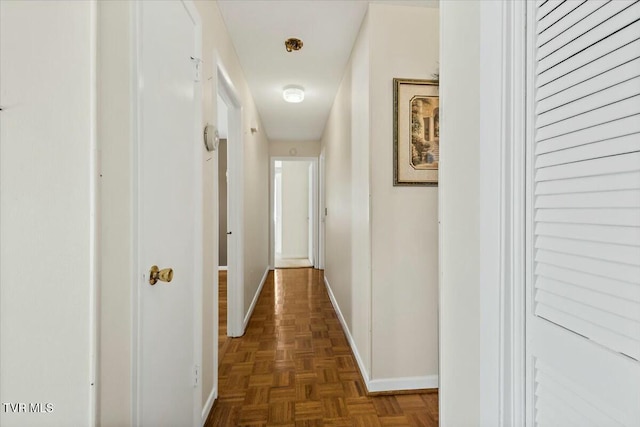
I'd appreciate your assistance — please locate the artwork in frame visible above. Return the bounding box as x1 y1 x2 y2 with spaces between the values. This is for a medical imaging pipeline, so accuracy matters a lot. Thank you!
393 78 439 186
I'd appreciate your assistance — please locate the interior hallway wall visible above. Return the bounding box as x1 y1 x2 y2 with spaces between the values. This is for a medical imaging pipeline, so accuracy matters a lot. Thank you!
320 9 372 378
320 3 440 391
368 3 439 384
194 0 270 411
270 140 320 157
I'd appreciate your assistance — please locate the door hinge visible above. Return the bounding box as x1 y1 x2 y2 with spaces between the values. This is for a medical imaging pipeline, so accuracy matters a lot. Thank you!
190 56 202 82
193 364 200 387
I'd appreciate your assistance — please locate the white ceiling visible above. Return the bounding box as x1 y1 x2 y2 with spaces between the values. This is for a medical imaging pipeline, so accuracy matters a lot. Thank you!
217 0 438 142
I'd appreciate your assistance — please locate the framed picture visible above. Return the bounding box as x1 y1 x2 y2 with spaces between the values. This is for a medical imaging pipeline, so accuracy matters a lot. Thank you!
393 78 439 186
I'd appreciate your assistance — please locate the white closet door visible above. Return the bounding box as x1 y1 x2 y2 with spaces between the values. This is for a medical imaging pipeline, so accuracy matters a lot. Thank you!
527 1 640 426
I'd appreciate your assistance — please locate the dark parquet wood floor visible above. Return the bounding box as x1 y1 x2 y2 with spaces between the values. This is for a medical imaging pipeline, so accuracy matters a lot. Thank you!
205 268 438 427
219 270 231 366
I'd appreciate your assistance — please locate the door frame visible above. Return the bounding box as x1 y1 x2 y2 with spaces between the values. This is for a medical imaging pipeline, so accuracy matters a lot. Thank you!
476 1 527 426
318 150 326 270
215 56 245 338
269 156 319 269
130 1 203 425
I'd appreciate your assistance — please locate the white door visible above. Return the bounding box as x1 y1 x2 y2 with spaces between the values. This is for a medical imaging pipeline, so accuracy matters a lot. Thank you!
136 2 202 426
526 1 640 425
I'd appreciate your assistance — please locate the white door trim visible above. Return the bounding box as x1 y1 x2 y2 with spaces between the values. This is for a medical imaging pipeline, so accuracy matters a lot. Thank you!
216 56 245 338
318 150 326 270
269 156 319 269
478 1 527 426
130 2 203 425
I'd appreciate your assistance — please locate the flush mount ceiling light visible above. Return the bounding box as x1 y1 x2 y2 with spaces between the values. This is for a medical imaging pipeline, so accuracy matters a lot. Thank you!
283 86 305 103
284 37 303 52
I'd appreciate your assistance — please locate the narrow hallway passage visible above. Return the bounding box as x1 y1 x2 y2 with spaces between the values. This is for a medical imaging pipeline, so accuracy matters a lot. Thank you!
206 268 438 426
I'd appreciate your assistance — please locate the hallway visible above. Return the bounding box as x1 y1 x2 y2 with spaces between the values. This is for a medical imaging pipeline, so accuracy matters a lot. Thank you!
206 268 438 426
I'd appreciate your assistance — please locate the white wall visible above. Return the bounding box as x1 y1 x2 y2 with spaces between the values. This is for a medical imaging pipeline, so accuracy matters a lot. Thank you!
369 3 439 385
321 3 439 392
270 140 320 158
1 1 96 426
279 161 311 259
439 1 481 425
193 0 270 411
321 8 372 379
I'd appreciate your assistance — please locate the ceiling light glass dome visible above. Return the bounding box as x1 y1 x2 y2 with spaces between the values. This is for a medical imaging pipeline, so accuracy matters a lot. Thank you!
283 86 305 103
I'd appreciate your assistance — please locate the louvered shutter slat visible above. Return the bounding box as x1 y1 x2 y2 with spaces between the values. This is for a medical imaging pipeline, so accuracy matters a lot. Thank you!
537 19 640 87
535 95 640 141
535 190 640 209
537 1 605 47
536 277 640 321
537 38 640 101
537 0 566 24
536 56 640 113
535 263 640 302
537 1 640 68
535 171 640 195
535 222 640 247
537 1 592 37
535 133 640 167
535 76 640 127
534 300 640 359
535 152 640 181
535 207 640 227
535 113 640 155
535 251 640 284
535 235 640 265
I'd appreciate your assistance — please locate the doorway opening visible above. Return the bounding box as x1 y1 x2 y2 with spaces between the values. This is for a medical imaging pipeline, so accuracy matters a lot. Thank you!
216 64 244 343
216 94 230 362
270 157 319 269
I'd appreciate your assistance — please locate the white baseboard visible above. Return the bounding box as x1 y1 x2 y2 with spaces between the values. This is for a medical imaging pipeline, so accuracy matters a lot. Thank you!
201 386 217 426
218 266 228 271
323 275 438 393
279 254 308 259
242 266 270 333
367 375 439 392
323 276 370 384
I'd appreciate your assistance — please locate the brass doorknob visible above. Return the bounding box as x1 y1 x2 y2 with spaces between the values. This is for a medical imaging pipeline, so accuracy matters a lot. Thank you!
149 265 174 285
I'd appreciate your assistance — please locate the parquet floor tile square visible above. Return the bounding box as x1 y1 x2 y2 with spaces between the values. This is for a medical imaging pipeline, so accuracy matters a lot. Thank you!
294 400 323 420
205 268 438 426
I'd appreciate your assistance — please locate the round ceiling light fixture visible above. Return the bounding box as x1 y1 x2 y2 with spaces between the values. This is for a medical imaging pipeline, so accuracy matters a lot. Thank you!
283 85 305 103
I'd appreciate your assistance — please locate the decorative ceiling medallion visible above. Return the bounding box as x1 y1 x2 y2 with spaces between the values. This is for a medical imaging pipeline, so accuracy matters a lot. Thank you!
284 38 303 52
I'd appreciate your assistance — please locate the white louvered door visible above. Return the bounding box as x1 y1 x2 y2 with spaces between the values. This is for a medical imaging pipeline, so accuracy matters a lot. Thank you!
527 1 640 426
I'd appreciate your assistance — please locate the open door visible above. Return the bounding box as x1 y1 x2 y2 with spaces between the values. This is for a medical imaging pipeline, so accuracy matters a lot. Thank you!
270 157 318 269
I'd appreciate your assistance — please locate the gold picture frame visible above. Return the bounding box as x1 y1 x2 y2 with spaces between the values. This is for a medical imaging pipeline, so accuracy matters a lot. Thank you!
393 78 439 186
